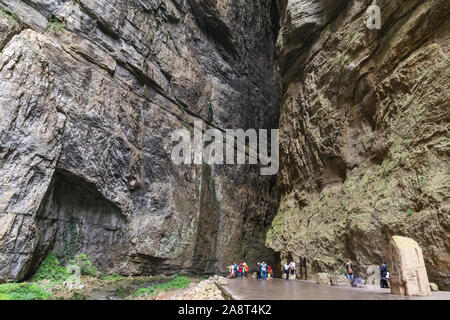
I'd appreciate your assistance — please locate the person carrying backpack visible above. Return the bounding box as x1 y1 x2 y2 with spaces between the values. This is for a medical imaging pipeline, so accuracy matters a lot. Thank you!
261 262 267 280
380 262 389 288
346 259 354 282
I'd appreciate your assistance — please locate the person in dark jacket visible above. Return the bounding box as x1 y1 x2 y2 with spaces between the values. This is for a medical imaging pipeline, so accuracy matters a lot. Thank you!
256 263 262 280
380 262 389 288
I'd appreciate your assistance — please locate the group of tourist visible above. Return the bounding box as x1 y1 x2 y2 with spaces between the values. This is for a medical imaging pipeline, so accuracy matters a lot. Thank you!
228 258 390 289
284 261 296 280
227 262 249 279
256 262 272 280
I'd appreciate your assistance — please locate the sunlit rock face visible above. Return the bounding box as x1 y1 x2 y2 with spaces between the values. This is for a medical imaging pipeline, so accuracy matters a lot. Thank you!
266 0 450 290
0 0 281 281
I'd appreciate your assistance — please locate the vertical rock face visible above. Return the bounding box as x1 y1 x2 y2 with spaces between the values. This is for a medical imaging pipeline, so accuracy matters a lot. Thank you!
389 236 431 296
0 0 281 281
266 0 450 290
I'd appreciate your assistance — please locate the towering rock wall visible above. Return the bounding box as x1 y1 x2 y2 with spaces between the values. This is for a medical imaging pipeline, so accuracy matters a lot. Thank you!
266 0 449 290
0 0 281 281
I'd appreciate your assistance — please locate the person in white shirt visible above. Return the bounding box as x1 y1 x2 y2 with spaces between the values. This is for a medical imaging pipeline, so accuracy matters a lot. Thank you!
289 261 296 280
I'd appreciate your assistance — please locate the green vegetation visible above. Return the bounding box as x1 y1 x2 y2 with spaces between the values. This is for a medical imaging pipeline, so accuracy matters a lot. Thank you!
48 18 64 31
407 209 413 215
101 273 125 281
175 100 185 112
33 253 69 283
0 283 51 300
34 253 98 283
70 254 98 277
0 7 21 25
55 216 84 263
135 276 190 297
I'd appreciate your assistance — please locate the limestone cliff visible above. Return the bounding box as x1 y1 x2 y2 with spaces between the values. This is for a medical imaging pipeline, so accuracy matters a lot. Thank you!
266 0 450 290
0 0 280 281
1 0 449 291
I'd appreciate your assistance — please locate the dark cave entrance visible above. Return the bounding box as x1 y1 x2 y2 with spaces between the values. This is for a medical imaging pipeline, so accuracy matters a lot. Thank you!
31 169 130 274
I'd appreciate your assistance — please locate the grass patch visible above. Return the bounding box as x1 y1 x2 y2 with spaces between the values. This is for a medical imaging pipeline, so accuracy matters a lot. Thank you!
101 273 125 281
0 283 51 300
135 276 190 297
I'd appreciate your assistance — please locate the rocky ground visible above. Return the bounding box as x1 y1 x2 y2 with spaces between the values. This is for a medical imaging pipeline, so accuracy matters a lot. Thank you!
151 276 227 300
48 274 228 300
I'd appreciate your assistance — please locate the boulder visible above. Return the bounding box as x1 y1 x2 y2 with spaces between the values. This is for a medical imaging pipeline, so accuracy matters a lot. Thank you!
389 236 431 296
330 274 351 286
316 273 330 285
429 283 439 291
214 276 228 286
366 265 381 287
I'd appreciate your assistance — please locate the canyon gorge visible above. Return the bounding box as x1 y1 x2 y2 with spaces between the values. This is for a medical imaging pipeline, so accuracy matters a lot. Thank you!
0 0 448 291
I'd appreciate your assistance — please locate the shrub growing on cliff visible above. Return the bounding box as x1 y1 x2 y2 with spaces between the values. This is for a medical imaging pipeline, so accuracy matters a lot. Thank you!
0 7 21 25
0 283 51 300
34 253 69 283
48 18 64 31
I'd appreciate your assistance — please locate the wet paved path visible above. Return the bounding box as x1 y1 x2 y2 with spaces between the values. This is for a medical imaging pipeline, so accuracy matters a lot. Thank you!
222 278 450 300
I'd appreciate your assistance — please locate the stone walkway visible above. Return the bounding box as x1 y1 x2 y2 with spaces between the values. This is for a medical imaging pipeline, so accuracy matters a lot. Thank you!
222 278 450 300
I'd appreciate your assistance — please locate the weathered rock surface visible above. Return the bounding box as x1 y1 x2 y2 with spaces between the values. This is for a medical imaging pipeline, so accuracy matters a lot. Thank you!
330 274 351 287
366 265 381 287
389 235 431 296
180 279 224 300
266 0 450 290
0 0 280 281
315 272 330 285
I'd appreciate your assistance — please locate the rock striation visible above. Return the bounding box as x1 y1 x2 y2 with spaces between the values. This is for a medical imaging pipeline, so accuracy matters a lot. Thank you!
0 0 281 281
266 0 450 290
0 0 449 292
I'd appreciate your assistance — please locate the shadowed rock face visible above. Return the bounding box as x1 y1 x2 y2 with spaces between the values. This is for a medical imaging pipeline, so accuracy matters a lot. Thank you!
266 0 450 290
0 0 280 281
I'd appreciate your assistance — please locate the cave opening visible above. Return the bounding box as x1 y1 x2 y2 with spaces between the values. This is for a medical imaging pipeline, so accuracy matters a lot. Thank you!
30 169 130 275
